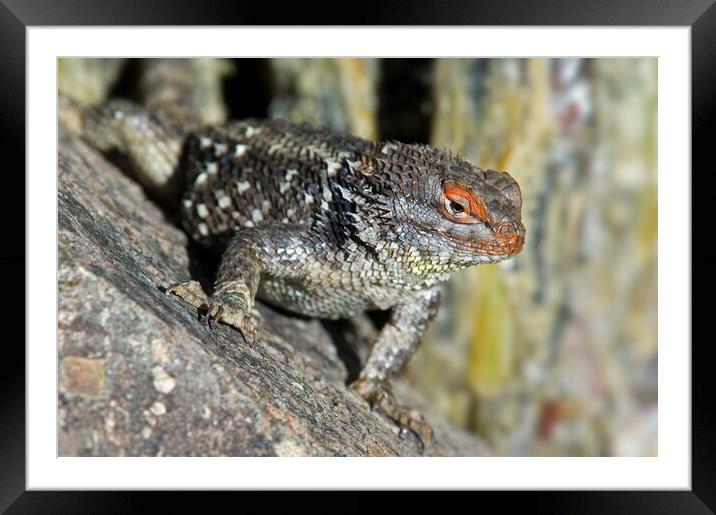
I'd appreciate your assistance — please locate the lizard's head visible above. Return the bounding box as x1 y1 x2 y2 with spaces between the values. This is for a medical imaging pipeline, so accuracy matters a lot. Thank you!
377 145 525 269
434 164 525 264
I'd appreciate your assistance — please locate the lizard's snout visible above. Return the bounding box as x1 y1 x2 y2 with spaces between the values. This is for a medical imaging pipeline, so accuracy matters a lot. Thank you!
494 220 525 255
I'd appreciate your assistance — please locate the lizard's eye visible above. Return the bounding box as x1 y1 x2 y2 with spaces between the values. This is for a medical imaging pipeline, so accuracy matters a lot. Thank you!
440 182 488 224
445 196 469 217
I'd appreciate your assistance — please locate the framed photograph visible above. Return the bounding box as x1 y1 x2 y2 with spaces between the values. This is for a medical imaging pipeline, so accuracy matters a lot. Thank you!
4 0 712 509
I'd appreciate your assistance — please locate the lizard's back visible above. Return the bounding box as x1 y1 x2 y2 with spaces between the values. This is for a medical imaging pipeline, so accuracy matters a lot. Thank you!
180 118 375 249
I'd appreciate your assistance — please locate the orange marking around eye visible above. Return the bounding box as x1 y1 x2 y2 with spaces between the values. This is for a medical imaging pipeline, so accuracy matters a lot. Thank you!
443 183 489 222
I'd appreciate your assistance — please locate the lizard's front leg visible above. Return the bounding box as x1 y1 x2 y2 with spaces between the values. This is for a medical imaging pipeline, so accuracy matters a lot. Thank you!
168 225 308 343
351 287 443 446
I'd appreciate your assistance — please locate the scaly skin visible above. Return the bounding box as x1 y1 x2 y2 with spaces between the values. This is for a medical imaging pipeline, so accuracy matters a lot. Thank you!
82 98 525 449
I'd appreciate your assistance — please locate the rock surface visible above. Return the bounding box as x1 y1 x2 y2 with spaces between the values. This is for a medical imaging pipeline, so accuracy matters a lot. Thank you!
57 125 490 457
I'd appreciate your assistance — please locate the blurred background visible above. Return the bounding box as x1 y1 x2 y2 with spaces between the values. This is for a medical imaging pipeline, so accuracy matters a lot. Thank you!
59 57 657 457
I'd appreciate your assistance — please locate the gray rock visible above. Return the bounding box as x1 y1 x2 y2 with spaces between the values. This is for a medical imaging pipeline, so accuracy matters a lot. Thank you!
58 125 490 457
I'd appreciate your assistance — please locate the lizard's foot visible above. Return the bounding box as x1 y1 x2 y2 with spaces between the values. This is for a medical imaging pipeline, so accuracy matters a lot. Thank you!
167 281 258 344
350 377 434 449
167 280 211 311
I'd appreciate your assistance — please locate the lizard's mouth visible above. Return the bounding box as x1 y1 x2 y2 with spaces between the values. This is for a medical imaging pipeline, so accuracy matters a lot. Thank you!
416 217 525 263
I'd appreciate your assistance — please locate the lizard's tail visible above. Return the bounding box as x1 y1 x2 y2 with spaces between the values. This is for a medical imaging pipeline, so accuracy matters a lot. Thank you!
67 59 234 210
80 99 187 209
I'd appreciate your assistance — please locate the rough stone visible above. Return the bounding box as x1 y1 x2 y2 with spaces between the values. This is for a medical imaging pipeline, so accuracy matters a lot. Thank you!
60 357 107 398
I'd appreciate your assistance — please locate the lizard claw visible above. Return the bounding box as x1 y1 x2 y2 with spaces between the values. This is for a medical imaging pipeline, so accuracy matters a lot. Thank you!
167 280 258 344
350 377 434 450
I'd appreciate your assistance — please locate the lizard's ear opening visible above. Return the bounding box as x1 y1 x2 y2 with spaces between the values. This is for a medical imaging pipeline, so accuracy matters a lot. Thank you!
440 182 488 225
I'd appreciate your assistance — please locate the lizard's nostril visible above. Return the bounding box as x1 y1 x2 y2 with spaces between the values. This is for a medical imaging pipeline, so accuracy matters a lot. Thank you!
495 221 517 238
495 221 525 253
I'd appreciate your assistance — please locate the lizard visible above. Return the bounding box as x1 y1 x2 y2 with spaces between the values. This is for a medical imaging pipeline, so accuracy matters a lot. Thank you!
80 93 526 448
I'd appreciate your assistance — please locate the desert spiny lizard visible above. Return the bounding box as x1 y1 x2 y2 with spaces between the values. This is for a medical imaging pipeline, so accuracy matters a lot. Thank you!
80 80 525 447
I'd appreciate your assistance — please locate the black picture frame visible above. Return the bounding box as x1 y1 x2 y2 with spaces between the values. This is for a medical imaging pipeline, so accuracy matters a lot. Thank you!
3 0 712 511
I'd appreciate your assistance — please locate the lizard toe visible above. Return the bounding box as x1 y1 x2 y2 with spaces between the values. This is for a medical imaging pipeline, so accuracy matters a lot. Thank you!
207 300 258 344
167 280 211 311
